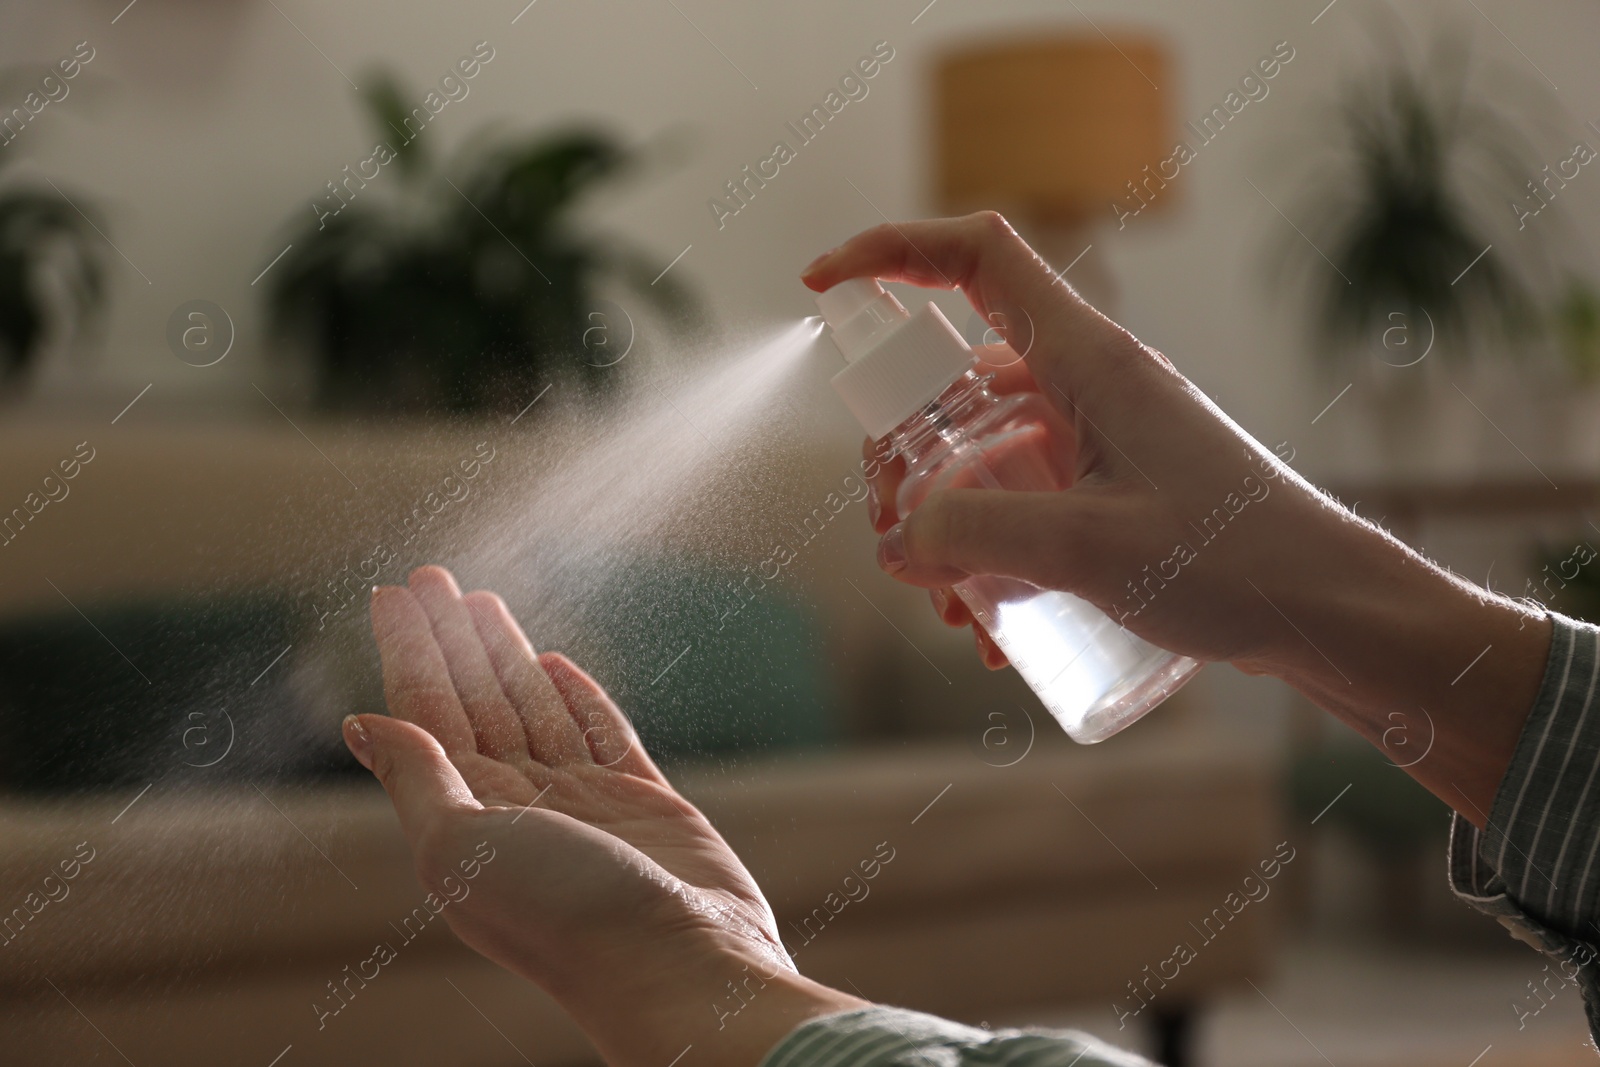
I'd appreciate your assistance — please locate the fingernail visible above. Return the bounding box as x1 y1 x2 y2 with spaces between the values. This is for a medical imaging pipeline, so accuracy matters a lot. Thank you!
801 246 837 276
931 587 949 616
866 490 882 528
343 714 373 770
878 524 907 574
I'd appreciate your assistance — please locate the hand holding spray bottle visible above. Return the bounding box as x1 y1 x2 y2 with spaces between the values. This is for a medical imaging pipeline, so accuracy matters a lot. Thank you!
816 278 1200 742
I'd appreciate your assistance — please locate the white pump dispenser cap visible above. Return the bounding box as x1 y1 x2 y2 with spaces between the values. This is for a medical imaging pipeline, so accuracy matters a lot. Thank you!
816 279 974 440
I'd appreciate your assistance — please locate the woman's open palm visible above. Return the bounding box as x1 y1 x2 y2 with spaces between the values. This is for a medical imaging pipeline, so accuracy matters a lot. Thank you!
343 566 793 1005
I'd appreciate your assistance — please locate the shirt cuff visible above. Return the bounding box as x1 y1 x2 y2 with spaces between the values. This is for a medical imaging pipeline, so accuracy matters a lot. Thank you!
1448 610 1600 1038
758 1006 1154 1067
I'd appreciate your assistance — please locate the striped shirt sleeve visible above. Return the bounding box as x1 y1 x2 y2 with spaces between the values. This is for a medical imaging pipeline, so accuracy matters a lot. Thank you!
1449 611 1600 1040
758 1007 1154 1067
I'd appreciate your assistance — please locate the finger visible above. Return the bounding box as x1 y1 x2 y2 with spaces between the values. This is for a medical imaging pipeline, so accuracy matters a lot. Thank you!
975 343 1039 394
408 566 529 762
973 626 1010 670
462 590 593 765
371 585 479 758
863 436 905 532
930 587 973 628
803 213 1062 344
802 212 1056 304
801 212 1128 391
877 487 1108 592
539 652 664 782
345 714 481 845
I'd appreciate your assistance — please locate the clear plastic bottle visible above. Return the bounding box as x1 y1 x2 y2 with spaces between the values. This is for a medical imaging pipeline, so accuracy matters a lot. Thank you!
816 278 1200 742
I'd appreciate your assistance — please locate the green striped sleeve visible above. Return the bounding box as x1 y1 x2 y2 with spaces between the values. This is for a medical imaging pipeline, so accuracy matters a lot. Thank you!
759 1007 1154 1067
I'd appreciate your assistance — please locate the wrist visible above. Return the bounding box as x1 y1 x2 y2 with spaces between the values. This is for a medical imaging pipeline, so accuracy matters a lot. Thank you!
554 927 866 1067
1257 515 1550 822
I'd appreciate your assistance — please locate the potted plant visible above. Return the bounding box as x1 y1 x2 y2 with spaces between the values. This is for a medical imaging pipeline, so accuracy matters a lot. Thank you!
267 70 699 414
0 92 104 395
1273 37 1549 475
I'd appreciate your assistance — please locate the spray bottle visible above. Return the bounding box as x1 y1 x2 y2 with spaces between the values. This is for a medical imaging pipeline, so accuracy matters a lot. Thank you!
816 278 1200 742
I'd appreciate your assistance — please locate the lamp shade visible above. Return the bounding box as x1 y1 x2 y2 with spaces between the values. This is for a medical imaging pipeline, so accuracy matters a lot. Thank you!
935 35 1174 223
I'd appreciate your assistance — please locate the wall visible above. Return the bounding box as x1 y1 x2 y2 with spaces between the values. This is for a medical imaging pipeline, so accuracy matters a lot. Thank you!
5 0 1600 476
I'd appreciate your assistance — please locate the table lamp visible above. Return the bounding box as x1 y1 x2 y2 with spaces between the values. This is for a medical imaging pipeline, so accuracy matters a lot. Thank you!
934 33 1174 313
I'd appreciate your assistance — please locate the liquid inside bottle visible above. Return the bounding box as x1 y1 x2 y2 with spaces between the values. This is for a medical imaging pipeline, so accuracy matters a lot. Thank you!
890 370 1200 742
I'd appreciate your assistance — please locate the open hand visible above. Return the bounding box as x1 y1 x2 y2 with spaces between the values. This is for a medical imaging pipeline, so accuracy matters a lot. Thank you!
343 566 860 1067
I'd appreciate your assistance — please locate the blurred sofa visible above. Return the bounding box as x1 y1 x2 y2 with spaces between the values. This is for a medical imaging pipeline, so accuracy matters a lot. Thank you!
0 417 1282 1064
0 723 1278 1065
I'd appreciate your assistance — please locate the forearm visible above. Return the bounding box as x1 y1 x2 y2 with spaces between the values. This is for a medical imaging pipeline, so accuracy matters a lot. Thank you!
1257 510 1551 827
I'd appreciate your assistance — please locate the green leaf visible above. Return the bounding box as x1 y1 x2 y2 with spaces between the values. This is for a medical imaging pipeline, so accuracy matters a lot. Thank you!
265 67 700 413
359 69 429 182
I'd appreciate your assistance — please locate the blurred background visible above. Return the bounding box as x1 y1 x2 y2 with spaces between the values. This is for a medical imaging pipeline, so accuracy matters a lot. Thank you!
3 0 1600 1064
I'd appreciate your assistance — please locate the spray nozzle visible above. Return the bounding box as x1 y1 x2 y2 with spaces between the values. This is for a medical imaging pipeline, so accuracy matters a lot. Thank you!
813 277 977 440
815 278 909 363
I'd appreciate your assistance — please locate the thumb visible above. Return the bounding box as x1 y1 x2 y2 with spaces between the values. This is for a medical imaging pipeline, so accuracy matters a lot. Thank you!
878 488 1100 592
343 714 480 842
